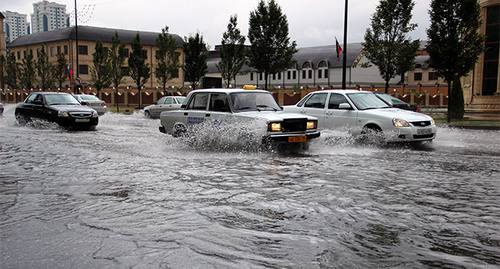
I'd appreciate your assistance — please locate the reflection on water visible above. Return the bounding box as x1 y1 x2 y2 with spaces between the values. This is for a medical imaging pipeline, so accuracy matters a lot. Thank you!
0 105 499 268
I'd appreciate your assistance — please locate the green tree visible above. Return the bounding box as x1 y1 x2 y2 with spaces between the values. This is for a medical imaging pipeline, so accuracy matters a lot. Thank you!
54 53 68 89
363 0 419 93
183 32 208 89
90 40 112 96
155 26 181 95
217 15 247 88
108 32 127 89
5 53 20 89
426 0 484 122
36 45 55 90
20 49 36 90
128 33 150 108
0 55 6 90
108 32 127 112
248 0 297 91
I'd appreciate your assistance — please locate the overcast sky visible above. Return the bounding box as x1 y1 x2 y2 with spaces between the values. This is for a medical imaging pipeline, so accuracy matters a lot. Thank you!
3 0 432 48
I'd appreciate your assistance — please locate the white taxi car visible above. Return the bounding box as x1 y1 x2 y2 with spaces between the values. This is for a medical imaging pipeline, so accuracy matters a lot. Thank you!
283 90 436 144
159 88 320 147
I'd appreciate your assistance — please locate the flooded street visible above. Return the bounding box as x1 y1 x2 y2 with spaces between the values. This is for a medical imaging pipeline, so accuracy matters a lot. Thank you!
1 104 499 268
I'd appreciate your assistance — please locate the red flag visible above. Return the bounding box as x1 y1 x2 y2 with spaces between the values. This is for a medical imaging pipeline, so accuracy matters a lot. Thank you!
68 66 73 80
335 37 342 61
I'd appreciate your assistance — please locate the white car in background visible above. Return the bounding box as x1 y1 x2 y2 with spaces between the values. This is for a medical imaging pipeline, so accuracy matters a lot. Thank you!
283 89 436 144
159 88 320 148
73 94 107 115
144 96 186 118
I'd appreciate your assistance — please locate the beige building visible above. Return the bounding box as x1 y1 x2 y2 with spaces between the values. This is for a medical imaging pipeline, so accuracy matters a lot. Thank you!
7 25 184 90
0 12 6 57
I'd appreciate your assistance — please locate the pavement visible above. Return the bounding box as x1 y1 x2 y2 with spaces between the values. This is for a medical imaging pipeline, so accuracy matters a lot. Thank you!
420 108 500 130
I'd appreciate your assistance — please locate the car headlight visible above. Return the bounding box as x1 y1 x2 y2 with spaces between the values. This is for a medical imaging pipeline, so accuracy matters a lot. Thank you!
58 111 69 117
92 111 98 117
431 119 436 125
268 122 282 132
393 118 410 127
307 120 317 130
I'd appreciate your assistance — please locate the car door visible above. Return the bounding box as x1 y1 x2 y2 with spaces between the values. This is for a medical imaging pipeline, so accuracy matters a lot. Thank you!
296 92 328 129
183 92 210 128
324 93 358 128
17 93 38 119
32 93 48 120
149 97 166 117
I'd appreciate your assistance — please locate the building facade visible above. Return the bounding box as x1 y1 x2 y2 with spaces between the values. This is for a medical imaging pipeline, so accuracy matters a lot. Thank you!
31 0 69 34
7 26 185 90
2 11 30 43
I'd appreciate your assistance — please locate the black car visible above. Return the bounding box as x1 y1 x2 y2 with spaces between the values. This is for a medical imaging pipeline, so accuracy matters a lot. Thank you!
15 92 99 129
373 92 419 112
0 101 4 114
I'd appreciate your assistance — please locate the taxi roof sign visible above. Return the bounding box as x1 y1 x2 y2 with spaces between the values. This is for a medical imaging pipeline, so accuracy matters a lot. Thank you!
243 85 256 90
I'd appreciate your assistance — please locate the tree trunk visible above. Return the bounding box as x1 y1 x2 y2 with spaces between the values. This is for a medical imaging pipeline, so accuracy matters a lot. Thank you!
447 81 452 123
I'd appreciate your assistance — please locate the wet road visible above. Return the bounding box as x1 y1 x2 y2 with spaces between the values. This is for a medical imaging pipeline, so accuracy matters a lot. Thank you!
1 104 499 268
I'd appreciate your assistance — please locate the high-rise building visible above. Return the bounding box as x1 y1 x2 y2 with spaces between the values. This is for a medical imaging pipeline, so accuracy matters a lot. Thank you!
31 0 69 34
2 10 30 43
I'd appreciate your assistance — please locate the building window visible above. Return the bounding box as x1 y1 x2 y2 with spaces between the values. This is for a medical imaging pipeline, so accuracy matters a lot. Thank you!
125 48 130 57
293 71 296 80
50 47 54 57
414 72 422 81
250 73 254 81
272 73 276 80
259 73 263 80
324 69 328 78
57 46 61 54
79 65 89 75
429 72 438 80
78 45 88 55
287 71 291 80
277 73 281 80
17 51 21 60
302 70 306 79
64 45 68 54
482 5 499 95
308 70 312 79
318 70 322 79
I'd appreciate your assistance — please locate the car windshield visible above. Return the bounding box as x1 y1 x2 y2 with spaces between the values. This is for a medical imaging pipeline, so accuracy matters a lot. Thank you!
230 92 281 112
376 93 406 104
45 94 81 106
79 95 100 101
347 93 391 110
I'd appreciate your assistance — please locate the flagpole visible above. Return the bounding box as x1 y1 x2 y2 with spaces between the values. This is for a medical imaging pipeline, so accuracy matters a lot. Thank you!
342 0 348 90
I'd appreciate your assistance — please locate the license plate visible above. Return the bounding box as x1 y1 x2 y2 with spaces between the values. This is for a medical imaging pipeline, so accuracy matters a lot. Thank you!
289 136 307 143
417 128 432 135
75 119 90 122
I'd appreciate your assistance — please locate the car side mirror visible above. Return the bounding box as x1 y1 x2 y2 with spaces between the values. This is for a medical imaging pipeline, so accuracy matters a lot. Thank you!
339 103 352 110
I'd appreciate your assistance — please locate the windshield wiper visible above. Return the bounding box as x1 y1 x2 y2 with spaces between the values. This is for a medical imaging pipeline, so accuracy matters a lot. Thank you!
256 105 277 111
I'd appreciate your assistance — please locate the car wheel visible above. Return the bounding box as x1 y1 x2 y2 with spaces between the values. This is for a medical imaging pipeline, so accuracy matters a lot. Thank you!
144 110 151 118
172 124 187 138
15 113 27 125
360 125 385 145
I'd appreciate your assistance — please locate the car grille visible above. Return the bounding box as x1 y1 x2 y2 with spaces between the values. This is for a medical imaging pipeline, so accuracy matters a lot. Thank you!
69 112 92 118
411 120 432 127
413 134 434 139
282 119 307 132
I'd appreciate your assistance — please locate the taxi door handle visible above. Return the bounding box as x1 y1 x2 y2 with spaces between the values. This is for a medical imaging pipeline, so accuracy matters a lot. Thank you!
205 114 211 117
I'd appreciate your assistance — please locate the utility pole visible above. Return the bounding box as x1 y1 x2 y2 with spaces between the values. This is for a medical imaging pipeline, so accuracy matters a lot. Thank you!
342 0 348 90
74 0 79 93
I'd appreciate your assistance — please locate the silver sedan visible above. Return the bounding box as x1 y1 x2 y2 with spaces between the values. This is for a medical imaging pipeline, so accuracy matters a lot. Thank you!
74 94 107 115
144 96 186 118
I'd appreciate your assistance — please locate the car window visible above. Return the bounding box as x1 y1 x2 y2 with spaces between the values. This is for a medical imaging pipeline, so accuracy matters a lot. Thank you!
296 93 312 107
328 93 349 109
230 92 281 112
304 93 327 108
209 93 230 112
45 94 81 106
347 93 391 110
174 97 186 104
25 94 38 103
186 93 209 110
164 97 173 105
80 95 100 101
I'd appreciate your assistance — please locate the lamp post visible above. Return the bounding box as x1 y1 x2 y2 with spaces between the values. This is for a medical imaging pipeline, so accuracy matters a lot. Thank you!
342 0 348 90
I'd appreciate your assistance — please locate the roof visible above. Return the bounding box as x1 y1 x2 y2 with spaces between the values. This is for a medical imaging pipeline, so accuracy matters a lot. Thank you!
8 25 183 48
189 88 269 94
207 42 365 72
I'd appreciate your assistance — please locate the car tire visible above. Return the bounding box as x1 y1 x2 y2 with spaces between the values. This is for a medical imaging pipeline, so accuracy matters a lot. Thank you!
172 124 187 138
144 110 151 118
360 125 385 145
15 113 27 125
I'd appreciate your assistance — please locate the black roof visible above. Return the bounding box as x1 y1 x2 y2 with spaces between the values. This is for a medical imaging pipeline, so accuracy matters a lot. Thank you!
8 25 183 48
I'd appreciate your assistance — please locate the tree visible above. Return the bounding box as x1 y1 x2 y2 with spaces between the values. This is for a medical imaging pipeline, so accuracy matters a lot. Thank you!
0 55 6 90
217 15 247 88
5 53 20 89
108 32 127 111
183 32 208 89
20 49 36 90
54 53 68 89
426 0 484 122
90 40 112 96
363 0 419 93
155 26 181 95
128 33 150 108
248 0 297 91
36 45 55 90
108 32 127 89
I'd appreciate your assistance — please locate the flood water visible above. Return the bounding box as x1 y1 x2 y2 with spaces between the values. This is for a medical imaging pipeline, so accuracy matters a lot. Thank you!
1 104 499 268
